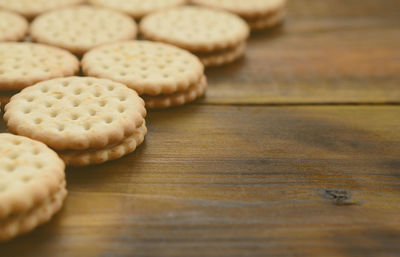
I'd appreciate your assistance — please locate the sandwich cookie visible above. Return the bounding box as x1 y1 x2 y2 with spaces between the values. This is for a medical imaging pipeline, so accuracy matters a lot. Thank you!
140 6 249 67
82 40 207 108
4 76 147 166
191 0 287 30
0 10 28 42
88 0 187 20
30 6 138 55
0 133 67 242
0 0 84 19
0 42 79 107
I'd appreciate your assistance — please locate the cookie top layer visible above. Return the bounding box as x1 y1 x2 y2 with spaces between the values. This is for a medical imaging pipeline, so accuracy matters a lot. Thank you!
0 43 79 90
4 77 146 151
0 0 84 19
192 0 286 18
140 6 249 52
88 0 187 19
30 6 137 55
0 10 28 42
82 41 204 95
0 133 65 219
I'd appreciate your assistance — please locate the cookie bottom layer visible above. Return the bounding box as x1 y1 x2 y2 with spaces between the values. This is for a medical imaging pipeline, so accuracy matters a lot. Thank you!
0 181 67 242
195 43 246 67
246 10 286 30
143 76 207 109
58 122 147 166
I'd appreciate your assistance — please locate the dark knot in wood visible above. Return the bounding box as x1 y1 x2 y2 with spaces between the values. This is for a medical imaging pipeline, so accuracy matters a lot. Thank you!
322 189 358 206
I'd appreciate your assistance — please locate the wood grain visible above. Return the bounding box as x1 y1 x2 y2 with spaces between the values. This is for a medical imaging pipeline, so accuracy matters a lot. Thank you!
1 0 400 256
204 0 400 104
1 105 399 257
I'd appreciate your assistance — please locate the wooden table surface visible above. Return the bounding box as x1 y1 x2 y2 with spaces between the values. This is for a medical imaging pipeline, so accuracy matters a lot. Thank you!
1 0 400 256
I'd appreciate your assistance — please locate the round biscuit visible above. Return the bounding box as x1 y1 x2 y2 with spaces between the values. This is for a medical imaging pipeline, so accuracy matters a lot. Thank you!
0 183 67 242
191 0 286 19
140 6 250 52
30 6 138 55
197 42 246 67
4 76 146 151
0 133 65 220
59 123 147 166
143 75 207 109
0 42 80 90
88 0 187 19
82 41 204 95
0 10 28 42
0 0 84 19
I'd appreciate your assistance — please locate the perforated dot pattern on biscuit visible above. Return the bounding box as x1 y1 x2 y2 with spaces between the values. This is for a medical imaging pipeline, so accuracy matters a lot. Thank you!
0 133 65 220
30 6 137 55
140 6 249 52
4 77 146 151
0 10 28 42
192 0 286 18
0 0 84 19
89 0 186 19
82 41 204 95
0 42 79 90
